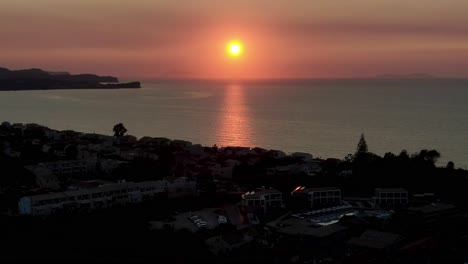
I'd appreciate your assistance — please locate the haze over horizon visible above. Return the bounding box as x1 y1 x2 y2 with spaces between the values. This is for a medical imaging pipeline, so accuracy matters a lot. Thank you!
2 0 468 79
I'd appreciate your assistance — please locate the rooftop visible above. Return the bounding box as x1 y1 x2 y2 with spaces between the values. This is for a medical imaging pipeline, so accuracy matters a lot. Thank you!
273 218 348 237
375 188 407 193
306 187 340 192
348 229 402 249
243 189 281 197
408 203 456 214
25 180 168 202
293 187 340 195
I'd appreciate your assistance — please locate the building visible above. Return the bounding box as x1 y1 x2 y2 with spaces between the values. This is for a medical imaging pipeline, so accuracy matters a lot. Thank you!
166 177 198 198
373 188 408 207
241 189 283 213
208 159 240 179
397 203 459 228
38 159 96 179
347 229 403 256
265 218 349 259
265 150 286 159
411 193 436 205
205 229 256 256
291 187 341 209
267 164 320 177
291 152 313 162
25 165 60 189
97 158 128 177
170 139 192 149
18 180 168 216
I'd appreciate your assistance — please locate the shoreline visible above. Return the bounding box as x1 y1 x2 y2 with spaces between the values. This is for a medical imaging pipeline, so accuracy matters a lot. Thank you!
0 81 141 91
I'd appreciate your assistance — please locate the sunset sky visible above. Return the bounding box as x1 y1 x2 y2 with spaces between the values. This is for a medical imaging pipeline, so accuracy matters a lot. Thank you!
2 0 468 79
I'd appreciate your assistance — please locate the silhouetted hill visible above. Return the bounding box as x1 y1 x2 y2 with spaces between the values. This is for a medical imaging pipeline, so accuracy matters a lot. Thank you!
0 67 11 74
0 67 118 82
0 67 140 90
0 68 50 79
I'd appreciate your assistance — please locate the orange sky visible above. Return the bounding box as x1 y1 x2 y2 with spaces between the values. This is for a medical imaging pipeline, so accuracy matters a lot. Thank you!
1 0 468 79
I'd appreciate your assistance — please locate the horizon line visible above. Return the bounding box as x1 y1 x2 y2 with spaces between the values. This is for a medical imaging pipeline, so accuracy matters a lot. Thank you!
126 76 468 82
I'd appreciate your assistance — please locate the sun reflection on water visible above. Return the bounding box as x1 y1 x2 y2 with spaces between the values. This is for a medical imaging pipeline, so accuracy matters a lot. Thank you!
216 84 254 147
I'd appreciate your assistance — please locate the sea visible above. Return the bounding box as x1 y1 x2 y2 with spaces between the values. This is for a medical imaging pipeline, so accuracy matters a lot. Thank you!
1 78 468 167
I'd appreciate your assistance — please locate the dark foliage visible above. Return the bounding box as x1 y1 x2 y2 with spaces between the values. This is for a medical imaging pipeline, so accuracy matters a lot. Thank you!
113 123 128 138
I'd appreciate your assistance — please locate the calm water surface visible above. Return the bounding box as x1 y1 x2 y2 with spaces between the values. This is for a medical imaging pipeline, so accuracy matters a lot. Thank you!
1 79 468 167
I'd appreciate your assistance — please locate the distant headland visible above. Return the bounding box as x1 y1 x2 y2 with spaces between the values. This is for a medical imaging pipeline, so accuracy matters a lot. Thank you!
0 67 141 91
375 73 434 79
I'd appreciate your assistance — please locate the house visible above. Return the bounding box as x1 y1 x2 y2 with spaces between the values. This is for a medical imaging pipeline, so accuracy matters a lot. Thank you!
373 188 408 207
242 188 283 213
291 187 341 209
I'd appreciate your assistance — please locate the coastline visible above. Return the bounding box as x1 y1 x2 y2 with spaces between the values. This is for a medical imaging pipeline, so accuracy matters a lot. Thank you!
0 80 141 91
0 67 141 91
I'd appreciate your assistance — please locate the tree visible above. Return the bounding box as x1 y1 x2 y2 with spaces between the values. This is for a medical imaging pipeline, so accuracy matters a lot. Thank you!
416 149 441 164
384 152 396 159
426 150 441 164
113 123 127 138
355 133 368 156
344 153 354 163
447 161 455 170
398 150 410 160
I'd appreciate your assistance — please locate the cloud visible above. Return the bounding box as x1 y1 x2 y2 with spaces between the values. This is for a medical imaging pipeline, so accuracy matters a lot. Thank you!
0 9 212 50
261 19 468 40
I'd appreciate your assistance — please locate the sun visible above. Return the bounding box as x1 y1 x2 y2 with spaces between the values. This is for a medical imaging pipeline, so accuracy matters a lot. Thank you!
227 41 243 57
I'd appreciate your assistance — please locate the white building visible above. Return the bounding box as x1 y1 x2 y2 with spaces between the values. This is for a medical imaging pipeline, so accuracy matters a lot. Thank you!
292 187 341 208
242 189 283 213
373 188 408 207
18 180 168 216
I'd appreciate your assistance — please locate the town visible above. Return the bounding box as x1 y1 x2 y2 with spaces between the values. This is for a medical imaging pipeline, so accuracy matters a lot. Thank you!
0 122 467 263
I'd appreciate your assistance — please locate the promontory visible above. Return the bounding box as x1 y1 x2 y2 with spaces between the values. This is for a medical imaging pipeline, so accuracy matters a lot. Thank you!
0 67 141 91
